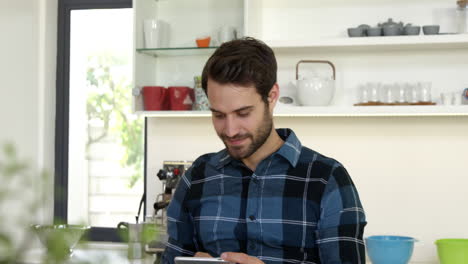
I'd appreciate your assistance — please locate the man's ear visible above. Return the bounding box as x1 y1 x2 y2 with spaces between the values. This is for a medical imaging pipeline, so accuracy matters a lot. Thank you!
268 83 280 108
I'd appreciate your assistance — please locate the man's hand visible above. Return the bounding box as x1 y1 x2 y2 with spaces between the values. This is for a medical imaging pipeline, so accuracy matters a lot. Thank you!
221 252 264 264
194 252 212 258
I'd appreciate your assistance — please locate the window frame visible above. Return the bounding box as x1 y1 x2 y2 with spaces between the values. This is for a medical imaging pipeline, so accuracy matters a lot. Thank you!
54 0 142 242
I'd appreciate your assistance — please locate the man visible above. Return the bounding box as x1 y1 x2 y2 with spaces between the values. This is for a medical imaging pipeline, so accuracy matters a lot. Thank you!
161 37 366 264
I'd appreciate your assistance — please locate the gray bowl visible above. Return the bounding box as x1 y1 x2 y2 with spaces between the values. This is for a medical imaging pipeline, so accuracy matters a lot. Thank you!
358 24 371 36
348 27 365 37
383 26 402 36
423 25 440 35
404 26 421 35
367 27 382 37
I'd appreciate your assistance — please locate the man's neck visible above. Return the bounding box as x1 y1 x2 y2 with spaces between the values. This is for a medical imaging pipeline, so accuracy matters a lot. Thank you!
242 128 284 171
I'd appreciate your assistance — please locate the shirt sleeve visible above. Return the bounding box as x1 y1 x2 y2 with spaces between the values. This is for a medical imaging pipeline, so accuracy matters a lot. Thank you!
161 166 197 264
315 163 367 264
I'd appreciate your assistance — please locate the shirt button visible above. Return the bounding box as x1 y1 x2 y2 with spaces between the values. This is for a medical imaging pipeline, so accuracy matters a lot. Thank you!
249 215 256 221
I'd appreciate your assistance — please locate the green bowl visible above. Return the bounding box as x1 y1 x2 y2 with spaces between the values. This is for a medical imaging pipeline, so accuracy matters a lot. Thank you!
32 224 90 257
435 239 468 264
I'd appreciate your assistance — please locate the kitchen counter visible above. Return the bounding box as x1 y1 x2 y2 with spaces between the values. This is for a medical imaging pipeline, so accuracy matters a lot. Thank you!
19 242 161 264
19 242 438 264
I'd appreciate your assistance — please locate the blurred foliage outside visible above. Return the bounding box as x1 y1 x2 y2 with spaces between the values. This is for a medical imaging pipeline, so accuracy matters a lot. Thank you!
85 53 143 188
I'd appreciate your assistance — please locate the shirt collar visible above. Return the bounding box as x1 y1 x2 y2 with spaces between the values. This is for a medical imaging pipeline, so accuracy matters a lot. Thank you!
275 128 302 167
210 128 302 169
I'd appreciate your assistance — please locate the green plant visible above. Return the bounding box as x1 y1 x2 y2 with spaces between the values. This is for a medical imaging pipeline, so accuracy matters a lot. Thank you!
0 143 94 264
0 144 55 263
85 53 143 187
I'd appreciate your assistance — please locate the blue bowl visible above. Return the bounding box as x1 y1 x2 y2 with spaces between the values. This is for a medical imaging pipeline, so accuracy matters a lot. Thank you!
366 235 416 264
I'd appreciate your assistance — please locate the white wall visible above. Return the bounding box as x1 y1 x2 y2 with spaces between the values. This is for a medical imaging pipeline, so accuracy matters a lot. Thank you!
147 116 468 263
0 0 57 224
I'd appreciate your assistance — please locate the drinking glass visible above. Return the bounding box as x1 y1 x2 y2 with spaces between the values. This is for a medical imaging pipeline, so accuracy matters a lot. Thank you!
380 84 394 104
368 82 381 102
394 83 406 104
357 84 369 103
417 82 432 103
405 83 418 104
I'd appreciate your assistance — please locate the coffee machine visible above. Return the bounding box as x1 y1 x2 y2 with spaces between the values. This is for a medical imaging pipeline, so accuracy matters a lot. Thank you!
152 160 192 226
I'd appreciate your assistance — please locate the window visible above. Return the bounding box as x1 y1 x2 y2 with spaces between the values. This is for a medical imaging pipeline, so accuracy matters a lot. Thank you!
55 0 139 241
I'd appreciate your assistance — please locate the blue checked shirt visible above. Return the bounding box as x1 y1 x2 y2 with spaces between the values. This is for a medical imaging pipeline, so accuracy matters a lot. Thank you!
162 128 366 264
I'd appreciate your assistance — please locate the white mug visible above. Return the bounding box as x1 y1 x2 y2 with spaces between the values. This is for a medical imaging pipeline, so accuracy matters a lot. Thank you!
143 19 168 48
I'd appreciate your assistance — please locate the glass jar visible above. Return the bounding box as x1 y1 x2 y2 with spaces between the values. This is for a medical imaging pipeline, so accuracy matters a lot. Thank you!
192 76 210 110
456 0 468 33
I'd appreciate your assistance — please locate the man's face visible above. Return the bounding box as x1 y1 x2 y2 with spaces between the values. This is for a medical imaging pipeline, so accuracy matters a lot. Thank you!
207 79 274 160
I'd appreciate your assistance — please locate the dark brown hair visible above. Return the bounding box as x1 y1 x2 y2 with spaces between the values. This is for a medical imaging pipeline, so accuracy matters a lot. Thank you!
201 37 277 104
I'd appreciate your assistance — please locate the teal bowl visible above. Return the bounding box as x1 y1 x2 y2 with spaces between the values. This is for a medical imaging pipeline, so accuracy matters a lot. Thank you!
366 235 416 264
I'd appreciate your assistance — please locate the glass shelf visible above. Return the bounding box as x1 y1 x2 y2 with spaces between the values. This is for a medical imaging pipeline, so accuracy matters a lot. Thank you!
136 46 220 57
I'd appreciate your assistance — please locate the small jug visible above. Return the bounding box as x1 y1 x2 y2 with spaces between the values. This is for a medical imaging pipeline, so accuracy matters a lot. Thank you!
117 222 145 259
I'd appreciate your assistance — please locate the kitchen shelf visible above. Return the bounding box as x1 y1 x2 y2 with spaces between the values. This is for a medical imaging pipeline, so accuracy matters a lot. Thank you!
134 105 468 117
136 46 219 57
135 35 468 58
267 34 468 52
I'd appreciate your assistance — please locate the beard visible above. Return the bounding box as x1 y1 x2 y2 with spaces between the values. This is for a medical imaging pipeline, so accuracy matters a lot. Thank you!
220 106 273 160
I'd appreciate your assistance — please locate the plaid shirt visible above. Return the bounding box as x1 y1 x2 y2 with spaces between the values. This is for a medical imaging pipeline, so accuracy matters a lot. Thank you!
162 128 366 264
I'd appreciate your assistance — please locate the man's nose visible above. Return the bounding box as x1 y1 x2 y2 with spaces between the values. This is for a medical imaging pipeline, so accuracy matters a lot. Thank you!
224 116 240 138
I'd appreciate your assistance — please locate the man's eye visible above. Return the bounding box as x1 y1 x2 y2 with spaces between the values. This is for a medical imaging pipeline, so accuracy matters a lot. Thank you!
213 113 225 119
238 111 250 117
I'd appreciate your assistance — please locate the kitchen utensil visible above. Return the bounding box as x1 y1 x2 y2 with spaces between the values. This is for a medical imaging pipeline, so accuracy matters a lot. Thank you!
357 84 369 103
405 83 418 103
456 0 468 33
454 92 463 105
379 18 404 28
404 25 421 35
463 88 468 104
196 37 211 48
32 224 90 258
380 84 394 104
118 221 151 259
417 82 432 102
358 24 371 36
277 82 299 107
435 238 468 264
168 86 194 110
423 25 440 35
193 76 210 110
440 92 454 105
368 82 381 102
143 86 169 111
383 25 402 36
347 27 365 37
366 235 416 264
395 84 406 103
367 27 382 36
294 60 336 106
143 19 168 48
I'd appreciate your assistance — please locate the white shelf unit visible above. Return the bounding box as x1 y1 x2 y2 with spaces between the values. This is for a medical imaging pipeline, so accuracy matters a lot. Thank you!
133 0 468 117
268 34 468 52
136 105 468 117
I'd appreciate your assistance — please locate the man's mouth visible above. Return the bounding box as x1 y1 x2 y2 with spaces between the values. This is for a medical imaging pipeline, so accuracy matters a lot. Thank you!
225 136 249 146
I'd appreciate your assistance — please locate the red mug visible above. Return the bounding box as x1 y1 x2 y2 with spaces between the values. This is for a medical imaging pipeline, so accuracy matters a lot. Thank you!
167 86 194 110
142 86 169 110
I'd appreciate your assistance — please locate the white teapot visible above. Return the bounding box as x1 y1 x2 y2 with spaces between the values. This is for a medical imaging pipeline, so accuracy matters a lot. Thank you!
293 60 336 106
